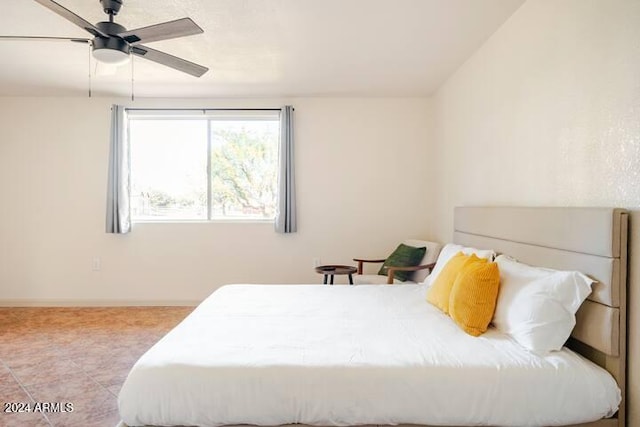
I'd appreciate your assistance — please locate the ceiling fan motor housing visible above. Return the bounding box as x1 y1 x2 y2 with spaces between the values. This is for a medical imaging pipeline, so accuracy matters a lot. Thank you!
100 0 123 16
95 21 127 36
93 35 129 53
93 21 129 64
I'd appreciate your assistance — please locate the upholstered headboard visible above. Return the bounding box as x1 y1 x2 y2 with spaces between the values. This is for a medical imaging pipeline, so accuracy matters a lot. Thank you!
453 207 628 427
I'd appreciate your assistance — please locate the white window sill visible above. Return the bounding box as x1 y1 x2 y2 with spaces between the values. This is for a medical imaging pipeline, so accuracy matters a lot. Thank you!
132 219 275 224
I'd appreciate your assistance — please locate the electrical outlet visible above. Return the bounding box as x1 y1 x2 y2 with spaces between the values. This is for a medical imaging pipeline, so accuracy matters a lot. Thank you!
312 258 321 267
92 257 101 271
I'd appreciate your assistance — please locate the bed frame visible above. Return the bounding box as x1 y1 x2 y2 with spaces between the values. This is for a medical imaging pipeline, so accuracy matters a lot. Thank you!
452 206 628 427
123 207 628 427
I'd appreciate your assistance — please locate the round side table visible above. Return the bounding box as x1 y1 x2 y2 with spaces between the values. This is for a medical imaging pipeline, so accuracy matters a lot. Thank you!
315 265 358 285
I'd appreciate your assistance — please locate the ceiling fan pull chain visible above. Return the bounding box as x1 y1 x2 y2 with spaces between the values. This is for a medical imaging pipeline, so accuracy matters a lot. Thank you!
131 54 135 102
88 42 92 98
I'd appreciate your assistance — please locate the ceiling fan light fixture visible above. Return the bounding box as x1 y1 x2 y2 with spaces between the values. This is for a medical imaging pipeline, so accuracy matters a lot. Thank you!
92 36 130 65
93 46 130 64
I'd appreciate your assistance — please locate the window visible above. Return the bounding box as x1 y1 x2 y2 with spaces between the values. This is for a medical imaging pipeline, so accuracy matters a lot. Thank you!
129 110 280 221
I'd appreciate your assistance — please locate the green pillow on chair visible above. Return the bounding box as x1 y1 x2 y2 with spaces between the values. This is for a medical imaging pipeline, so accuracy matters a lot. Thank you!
378 243 427 282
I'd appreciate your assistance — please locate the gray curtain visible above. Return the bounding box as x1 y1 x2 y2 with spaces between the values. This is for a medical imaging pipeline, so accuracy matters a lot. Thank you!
275 105 297 233
105 105 131 234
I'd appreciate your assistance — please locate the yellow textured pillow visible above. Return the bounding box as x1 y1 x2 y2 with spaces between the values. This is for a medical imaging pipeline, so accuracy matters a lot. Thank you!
449 261 500 337
426 252 486 313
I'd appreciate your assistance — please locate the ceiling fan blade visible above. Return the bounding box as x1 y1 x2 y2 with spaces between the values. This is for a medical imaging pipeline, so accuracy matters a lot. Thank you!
0 35 89 43
131 45 208 78
118 18 203 45
34 0 108 38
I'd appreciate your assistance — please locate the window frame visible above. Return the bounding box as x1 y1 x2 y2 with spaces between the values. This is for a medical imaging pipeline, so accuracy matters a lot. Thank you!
127 108 281 224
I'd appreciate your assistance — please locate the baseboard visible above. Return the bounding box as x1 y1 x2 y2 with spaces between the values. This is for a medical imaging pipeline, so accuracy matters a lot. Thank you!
0 299 200 307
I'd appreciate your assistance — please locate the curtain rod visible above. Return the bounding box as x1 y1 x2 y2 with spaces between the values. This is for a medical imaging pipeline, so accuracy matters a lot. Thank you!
125 108 292 111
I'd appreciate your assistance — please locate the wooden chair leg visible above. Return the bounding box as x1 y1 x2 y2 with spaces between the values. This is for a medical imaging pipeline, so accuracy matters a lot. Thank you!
387 270 395 284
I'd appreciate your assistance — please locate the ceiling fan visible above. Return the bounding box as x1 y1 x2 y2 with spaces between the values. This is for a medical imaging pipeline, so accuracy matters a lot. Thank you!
0 0 209 77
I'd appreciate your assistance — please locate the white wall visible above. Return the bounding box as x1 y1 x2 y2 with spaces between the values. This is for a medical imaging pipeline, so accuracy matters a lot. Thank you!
430 0 640 424
0 96 432 304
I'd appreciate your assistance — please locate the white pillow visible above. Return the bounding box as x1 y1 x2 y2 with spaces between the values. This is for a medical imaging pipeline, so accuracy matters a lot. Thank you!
423 243 496 285
493 255 594 354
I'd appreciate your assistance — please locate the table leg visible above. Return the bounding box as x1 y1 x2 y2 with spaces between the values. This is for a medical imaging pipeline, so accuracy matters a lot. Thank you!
323 275 328 285
330 275 334 285
348 274 353 285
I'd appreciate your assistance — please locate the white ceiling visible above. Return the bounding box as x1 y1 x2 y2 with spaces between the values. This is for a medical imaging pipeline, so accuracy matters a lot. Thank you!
0 0 524 98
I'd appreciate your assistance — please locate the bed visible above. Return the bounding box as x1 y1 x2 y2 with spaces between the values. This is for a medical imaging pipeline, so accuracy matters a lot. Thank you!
118 207 629 427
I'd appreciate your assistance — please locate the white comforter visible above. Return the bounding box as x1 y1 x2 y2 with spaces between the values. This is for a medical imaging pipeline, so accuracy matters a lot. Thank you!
119 284 620 427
